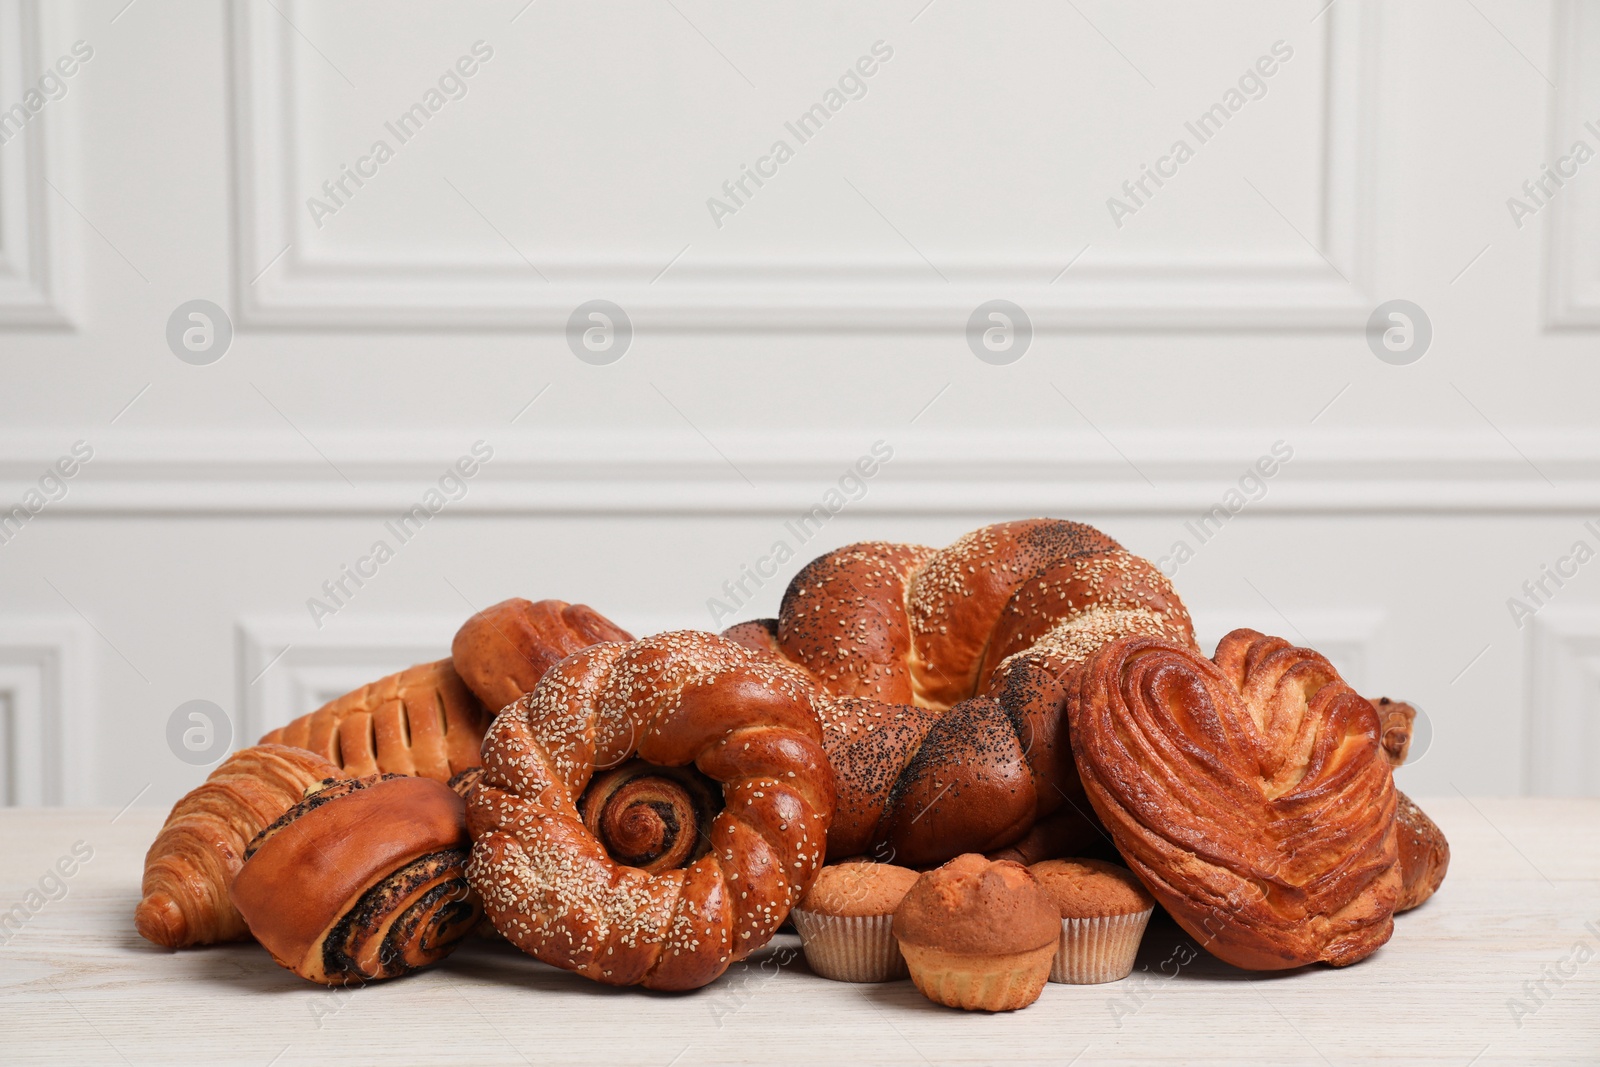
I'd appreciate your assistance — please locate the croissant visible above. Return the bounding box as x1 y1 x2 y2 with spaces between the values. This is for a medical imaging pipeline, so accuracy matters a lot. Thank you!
451 597 634 713
1068 629 1402 970
260 659 488 782
231 774 480 984
135 744 339 949
466 630 834 990
723 519 1196 865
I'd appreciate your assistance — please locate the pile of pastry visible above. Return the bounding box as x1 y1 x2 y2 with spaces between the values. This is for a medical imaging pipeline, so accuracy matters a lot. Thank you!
136 519 1449 1013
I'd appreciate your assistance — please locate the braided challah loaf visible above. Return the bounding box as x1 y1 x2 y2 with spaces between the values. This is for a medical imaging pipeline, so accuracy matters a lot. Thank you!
466 630 834 990
723 519 1196 865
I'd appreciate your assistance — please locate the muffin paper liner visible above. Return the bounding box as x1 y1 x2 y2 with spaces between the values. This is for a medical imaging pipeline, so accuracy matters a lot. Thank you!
1048 907 1154 984
897 942 1055 1012
792 909 907 983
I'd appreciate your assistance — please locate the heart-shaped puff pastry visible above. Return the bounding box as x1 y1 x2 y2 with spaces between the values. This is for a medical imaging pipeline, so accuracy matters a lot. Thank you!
1068 629 1400 970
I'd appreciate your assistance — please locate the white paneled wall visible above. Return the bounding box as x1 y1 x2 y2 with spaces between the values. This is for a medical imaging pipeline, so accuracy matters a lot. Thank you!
0 0 75 325
1528 606 1600 795
228 0 1374 329
0 618 86 804
1 0 1598 808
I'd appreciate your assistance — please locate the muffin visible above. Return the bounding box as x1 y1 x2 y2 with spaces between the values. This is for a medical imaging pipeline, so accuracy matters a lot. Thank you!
793 860 920 982
891 854 1059 1011
1030 857 1155 984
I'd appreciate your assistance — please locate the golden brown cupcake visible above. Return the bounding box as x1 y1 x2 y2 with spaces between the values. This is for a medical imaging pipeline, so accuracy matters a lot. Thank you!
793 861 920 982
891 854 1059 1011
1030 858 1155 984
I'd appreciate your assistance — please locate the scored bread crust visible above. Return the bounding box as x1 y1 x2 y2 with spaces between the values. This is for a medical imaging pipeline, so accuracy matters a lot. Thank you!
261 659 487 782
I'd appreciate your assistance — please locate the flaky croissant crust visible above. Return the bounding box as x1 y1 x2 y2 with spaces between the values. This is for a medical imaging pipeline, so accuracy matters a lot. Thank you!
136 744 339 949
1069 629 1401 970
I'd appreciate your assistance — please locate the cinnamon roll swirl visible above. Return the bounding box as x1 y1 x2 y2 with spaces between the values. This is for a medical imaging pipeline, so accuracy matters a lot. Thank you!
577 760 720 874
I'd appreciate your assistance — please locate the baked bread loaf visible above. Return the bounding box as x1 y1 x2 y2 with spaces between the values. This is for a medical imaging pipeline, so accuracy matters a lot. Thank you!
135 744 339 949
261 659 487 782
1395 792 1450 912
447 765 485 800
1068 629 1401 970
465 631 835 990
1372 697 1419 766
724 519 1195 865
1363 698 1449 911
231 774 480 984
452 597 633 713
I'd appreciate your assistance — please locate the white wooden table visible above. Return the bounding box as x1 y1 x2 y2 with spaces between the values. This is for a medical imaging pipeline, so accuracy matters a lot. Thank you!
2 799 1596 1066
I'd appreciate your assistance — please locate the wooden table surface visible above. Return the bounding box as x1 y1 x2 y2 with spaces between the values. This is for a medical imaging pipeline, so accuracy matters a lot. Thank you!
2 798 1596 1066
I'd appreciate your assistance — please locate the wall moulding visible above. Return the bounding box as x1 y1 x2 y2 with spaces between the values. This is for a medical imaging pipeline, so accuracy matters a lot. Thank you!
228 0 1378 331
